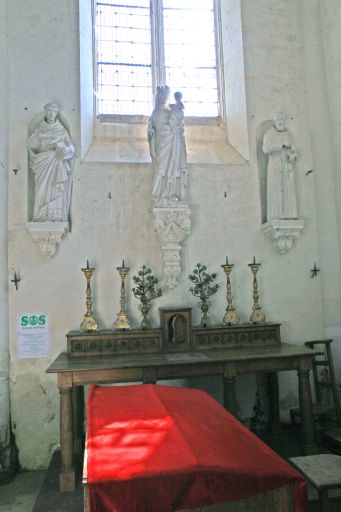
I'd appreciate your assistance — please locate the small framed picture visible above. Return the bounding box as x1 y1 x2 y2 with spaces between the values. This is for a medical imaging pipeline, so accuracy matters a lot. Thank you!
159 307 192 352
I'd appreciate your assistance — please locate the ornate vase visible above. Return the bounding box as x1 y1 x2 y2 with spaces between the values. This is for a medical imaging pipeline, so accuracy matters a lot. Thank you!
199 300 211 328
139 303 151 330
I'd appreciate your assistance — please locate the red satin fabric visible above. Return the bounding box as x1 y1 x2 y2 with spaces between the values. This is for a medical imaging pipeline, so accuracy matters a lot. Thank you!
87 384 307 512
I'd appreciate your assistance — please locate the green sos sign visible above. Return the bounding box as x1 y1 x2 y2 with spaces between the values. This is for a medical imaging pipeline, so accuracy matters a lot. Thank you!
20 314 46 327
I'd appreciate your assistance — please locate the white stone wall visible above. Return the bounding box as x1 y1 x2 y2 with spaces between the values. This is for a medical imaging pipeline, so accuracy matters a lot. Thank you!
240 0 323 417
319 1 341 384
6 0 341 469
0 0 11 475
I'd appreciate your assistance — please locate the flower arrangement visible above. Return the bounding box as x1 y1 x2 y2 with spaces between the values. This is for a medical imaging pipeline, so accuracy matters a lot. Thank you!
188 263 219 327
132 265 162 329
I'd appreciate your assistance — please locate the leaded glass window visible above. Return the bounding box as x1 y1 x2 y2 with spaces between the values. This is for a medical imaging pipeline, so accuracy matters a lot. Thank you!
95 0 221 117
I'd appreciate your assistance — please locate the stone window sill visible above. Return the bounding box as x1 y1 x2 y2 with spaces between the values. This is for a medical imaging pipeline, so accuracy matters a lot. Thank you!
81 120 246 165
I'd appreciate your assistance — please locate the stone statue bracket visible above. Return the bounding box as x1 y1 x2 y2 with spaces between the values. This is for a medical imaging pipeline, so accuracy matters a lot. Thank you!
152 206 191 289
262 219 304 254
27 221 69 259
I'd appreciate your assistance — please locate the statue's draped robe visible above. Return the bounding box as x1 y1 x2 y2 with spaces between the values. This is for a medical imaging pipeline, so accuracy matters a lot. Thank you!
28 119 75 221
262 127 297 221
149 107 187 207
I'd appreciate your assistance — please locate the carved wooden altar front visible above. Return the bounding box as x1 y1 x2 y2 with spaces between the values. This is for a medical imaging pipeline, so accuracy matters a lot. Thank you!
67 313 281 357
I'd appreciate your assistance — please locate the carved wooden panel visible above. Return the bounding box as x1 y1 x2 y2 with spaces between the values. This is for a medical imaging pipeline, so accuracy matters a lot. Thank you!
67 330 162 357
192 325 280 350
67 323 281 357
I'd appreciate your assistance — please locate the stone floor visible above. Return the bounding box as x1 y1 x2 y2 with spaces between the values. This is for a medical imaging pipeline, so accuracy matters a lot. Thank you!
1 426 341 512
0 470 45 512
1 464 341 511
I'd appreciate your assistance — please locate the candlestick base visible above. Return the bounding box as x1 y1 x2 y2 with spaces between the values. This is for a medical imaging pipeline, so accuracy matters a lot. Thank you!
80 314 98 332
113 313 131 331
250 308 266 324
223 308 240 325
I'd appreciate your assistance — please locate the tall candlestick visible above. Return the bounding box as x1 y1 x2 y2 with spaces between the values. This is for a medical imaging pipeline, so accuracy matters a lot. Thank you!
80 263 98 332
248 259 266 324
113 262 131 330
221 260 240 325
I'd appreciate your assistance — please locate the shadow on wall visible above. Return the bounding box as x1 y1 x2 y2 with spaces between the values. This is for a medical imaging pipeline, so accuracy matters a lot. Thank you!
256 119 274 224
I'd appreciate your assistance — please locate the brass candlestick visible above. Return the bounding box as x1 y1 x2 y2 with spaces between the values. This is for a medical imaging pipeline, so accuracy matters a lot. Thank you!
80 260 98 332
248 256 266 324
221 257 240 325
113 260 131 330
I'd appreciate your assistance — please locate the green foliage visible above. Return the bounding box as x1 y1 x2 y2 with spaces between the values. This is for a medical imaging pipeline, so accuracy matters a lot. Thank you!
188 263 219 303
132 265 162 305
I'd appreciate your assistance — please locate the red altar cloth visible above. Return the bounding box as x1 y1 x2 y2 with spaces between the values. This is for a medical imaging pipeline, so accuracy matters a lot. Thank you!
86 384 307 512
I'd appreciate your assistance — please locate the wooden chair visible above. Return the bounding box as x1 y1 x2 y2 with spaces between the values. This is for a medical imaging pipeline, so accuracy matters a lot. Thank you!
289 454 341 512
290 340 341 428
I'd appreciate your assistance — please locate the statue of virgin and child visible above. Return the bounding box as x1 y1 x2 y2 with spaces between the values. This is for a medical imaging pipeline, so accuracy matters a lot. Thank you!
148 86 188 208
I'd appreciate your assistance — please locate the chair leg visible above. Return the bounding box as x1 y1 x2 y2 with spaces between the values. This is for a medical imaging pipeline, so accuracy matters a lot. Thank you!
325 344 341 424
318 489 330 512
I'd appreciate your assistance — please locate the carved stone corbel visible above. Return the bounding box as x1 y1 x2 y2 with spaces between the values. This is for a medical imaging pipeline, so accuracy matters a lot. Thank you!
262 219 304 254
152 206 191 289
27 221 69 259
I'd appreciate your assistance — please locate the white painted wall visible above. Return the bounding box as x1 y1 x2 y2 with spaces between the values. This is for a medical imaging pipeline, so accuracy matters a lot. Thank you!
221 0 249 160
319 1 341 384
0 0 11 477
5 0 341 470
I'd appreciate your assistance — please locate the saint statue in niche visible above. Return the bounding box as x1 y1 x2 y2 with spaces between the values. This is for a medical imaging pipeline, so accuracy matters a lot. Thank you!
262 112 298 221
28 103 75 222
148 86 188 207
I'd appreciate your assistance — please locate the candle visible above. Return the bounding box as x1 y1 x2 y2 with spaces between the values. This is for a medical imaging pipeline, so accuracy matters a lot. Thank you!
226 256 229 265
86 260 89 269
253 256 256 264
122 259 125 268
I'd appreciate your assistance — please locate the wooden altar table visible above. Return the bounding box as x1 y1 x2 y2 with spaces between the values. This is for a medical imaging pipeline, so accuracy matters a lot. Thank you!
46 324 317 492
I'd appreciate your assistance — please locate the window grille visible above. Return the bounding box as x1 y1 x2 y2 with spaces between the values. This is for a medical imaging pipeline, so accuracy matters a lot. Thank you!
95 0 220 117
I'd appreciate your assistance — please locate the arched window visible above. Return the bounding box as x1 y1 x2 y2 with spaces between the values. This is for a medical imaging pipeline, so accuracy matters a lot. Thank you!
80 0 249 161
94 0 223 118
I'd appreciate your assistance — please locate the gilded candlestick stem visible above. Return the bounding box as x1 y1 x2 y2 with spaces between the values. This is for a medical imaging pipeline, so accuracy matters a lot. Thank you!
113 265 131 330
248 262 265 324
80 266 98 332
221 263 240 325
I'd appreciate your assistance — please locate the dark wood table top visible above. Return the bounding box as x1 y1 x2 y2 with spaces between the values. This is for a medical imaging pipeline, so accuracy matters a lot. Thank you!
46 342 318 374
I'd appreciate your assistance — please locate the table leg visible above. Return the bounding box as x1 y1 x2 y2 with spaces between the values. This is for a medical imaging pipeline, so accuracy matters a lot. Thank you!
143 367 157 384
319 489 330 512
297 363 317 454
72 386 84 455
59 374 75 492
267 373 282 436
223 366 238 416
